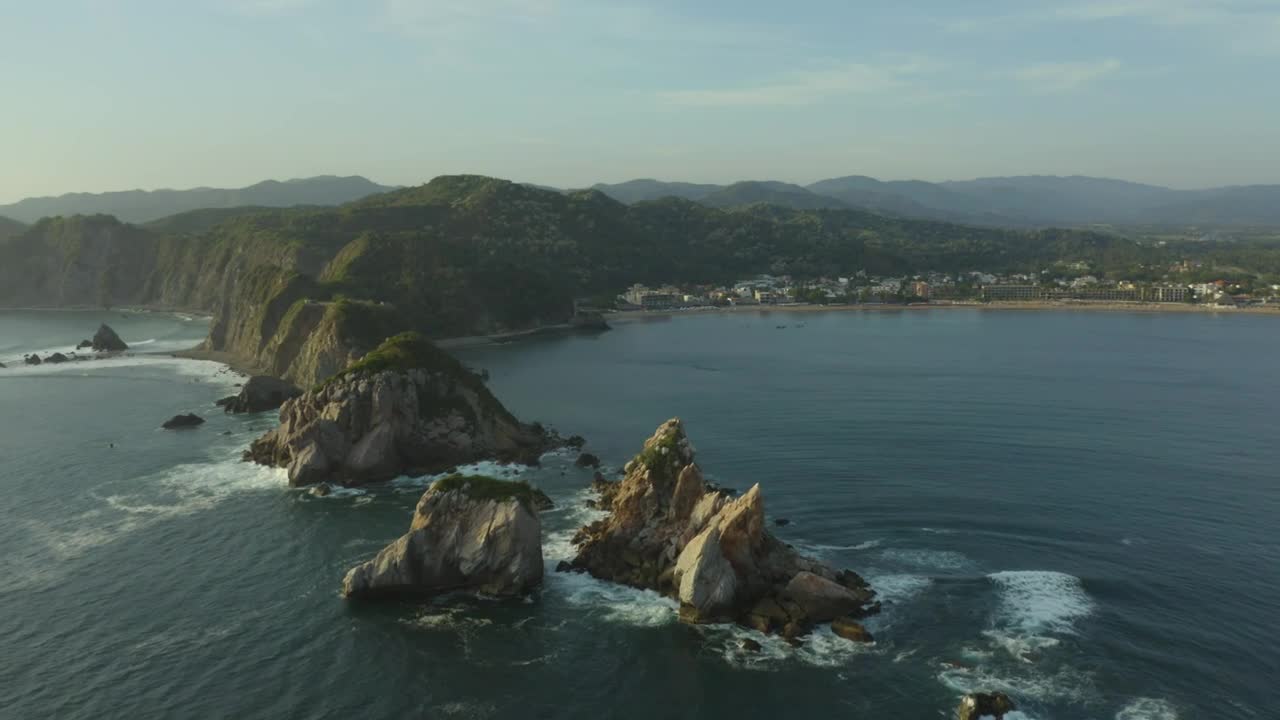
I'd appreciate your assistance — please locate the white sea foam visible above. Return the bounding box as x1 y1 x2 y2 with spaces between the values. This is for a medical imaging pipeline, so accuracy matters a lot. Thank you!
12 455 286 591
391 460 528 490
937 661 1095 704
798 539 882 555
0 353 241 391
706 623 878 670
988 570 1095 636
876 547 974 571
551 569 678 627
868 573 933 605
1115 697 1179 720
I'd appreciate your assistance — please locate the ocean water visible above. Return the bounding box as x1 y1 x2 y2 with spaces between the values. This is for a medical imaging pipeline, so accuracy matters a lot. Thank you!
2 307 1277 719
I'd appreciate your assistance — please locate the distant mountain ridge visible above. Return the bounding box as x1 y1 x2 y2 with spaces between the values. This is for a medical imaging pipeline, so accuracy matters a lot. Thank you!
590 174 1280 227
0 175 397 224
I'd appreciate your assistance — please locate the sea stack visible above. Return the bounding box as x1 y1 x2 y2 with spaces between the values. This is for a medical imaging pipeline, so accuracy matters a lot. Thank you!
245 332 555 487
91 324 128 352
567 418 879 638
342 474 544 600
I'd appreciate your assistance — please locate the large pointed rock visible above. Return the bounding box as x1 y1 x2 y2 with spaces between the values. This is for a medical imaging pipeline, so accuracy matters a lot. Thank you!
342 475 544 600
90 324 128 352
569 418 878 638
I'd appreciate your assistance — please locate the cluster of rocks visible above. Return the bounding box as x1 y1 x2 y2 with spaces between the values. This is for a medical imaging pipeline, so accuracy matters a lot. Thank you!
6 324 130 369
245 339 556 487
342 475 546 600
564 418 879 642
332 417 1016 718
215 375 301 414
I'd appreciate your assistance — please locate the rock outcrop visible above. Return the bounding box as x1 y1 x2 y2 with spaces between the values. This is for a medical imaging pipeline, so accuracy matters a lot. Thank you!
342 474 544 600
217 375 301 414
568 419 878 638
956 692 1016 720
90 324 128 352
246 333 555 487
162 413 205 429
23 354 40 365
45 352 69 364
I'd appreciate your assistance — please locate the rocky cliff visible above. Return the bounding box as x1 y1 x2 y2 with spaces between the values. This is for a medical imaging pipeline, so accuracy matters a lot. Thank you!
246 333 553 486
342 474 544 600
568 419 879 639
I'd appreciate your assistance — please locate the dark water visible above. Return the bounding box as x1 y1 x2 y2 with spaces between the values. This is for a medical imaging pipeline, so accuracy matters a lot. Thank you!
2 308 1277 719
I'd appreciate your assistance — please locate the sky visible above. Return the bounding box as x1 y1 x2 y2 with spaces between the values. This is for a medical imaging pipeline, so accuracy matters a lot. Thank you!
2 0 1279 202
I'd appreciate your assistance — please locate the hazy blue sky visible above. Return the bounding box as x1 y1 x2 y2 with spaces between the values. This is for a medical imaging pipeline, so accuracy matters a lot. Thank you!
3 0 1278 201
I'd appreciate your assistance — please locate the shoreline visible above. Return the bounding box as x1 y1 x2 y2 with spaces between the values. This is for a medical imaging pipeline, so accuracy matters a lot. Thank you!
603 300 1280 323
0 304 214 318
171 347 266 377
435 322 598 350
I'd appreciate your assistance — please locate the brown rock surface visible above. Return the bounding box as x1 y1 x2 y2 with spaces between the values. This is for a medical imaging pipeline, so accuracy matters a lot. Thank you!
568 418 878 638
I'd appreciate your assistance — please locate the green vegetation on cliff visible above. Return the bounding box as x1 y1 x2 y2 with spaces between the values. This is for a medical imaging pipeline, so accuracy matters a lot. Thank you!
432 474 544 511
8 174 1280 385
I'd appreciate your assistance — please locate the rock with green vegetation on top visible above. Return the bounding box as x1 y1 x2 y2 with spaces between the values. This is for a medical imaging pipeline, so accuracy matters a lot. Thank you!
568 418 878 640
341 474 544 600
245 333 555 487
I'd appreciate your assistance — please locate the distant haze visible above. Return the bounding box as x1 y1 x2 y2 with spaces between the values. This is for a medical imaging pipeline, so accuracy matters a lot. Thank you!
3 1 1278 201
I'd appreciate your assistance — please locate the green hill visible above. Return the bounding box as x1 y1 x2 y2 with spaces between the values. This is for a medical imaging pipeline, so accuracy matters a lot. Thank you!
10 173 1267 384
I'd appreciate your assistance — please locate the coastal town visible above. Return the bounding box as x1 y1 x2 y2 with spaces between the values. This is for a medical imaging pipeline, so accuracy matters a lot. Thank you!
613 266 1278 312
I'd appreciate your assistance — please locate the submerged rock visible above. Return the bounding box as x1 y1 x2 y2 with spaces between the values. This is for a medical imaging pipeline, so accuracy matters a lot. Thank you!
831 616 874 643
568 418 877 639
23 354 41 366
44 352 69 364
246 333 557 487
76 339 93 350
219 375 301 414
342 475 544 600
91 324 128 352
162 413 205 430
956 692 1016 720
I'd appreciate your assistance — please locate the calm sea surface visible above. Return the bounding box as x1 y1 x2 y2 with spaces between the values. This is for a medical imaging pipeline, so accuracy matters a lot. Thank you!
1 307 1276 719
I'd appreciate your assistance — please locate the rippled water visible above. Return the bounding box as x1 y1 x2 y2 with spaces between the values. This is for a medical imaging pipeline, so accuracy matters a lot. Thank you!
2 307 1276 719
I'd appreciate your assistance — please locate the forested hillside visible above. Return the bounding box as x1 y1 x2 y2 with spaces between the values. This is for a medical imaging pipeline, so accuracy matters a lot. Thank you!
4 175 1276 382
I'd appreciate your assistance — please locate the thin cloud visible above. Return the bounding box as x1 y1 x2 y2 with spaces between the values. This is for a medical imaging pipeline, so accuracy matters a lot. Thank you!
948 1 1280 55
657 61 941 107
1012 59 1122 92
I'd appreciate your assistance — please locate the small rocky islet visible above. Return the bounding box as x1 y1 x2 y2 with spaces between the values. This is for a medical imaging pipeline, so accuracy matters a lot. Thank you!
243 333 558 486
6 323 130 368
